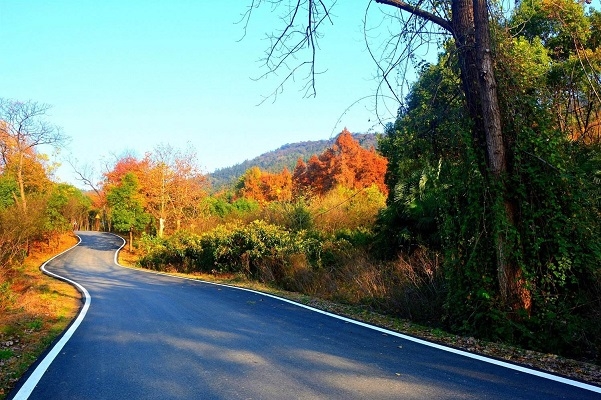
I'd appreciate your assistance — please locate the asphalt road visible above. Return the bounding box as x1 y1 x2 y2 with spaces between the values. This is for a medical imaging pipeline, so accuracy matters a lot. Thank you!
9 231 601 399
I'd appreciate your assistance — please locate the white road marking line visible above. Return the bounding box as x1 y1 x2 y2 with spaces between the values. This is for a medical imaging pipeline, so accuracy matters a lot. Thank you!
117 258 601 394
12 236 88 400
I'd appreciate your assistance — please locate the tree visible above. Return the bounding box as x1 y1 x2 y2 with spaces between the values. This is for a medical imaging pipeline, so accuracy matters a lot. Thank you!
106 172 150 251
292 129 388 196
376 2 601 355
511 0 601 144
67 156 109 230
46 183 92 232
144 144 208 236
0 99 67 211
236 166 293 203
100 146 209 237
103 154 151 189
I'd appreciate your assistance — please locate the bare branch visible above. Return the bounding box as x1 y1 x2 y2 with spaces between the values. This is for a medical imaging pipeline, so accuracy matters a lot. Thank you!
250 0 336 99
65 156 102 197
247 0 453 120
360 0 452 124
375 0 453 33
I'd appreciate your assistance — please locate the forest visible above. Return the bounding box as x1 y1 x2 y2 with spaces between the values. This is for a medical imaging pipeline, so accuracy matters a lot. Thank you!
1 0 600 366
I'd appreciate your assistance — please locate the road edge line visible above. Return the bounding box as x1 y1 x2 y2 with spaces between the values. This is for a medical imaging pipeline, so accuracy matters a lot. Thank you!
195 281 601 394
11 234 91 400
109 234 601 394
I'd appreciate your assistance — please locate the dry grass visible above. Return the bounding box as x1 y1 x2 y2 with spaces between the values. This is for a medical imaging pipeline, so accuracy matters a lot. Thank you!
0 233 80 399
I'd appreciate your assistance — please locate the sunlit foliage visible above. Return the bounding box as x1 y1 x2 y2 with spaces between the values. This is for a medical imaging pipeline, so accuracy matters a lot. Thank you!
292 128 388 196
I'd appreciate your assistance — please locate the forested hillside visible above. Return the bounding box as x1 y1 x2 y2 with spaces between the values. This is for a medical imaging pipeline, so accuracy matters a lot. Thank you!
209 133 377 190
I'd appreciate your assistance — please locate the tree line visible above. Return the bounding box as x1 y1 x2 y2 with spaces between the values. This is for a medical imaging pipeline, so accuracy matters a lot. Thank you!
93 128 388 240
209 133 378 190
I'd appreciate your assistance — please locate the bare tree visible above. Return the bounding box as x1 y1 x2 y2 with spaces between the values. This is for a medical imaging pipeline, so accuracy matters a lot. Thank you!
66 157 102 196
146 144 208 237
245 0 529 311
66 156 108 231
0 99 68 211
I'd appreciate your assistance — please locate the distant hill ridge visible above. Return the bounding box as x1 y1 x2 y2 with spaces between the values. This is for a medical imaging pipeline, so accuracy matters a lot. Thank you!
210 132 377 190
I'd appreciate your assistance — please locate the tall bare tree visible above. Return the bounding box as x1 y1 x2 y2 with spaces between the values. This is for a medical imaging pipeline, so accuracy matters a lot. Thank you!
0 99 67 211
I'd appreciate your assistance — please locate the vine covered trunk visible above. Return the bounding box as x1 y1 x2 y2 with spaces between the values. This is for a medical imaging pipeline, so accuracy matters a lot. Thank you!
451 0 531 313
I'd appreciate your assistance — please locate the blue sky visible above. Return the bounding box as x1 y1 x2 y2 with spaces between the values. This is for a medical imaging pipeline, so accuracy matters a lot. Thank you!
0 1 410 186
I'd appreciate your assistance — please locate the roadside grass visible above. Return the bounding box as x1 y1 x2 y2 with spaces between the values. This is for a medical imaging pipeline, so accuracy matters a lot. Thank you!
0 233 80 399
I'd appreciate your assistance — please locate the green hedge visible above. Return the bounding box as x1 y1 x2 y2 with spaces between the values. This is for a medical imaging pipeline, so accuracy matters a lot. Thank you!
138 221 338 276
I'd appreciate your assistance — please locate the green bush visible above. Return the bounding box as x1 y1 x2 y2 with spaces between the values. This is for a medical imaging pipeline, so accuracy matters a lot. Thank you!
138 231 202 272
335 227 375 248
139 221 315 277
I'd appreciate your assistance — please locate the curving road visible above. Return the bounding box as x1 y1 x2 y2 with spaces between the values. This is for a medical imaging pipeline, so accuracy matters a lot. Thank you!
9 231 601 399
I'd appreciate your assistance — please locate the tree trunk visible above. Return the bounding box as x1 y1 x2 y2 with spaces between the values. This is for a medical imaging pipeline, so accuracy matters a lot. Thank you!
129 229 133 253
473 0 505 176
159 218 165 238
17 152 27 211
452 0 531 313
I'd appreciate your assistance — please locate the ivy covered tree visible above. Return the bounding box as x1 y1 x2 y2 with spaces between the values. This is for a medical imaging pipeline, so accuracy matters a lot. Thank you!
378 1 601 357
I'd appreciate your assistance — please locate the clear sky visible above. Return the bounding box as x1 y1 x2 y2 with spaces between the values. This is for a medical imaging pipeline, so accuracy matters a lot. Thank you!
0 1 409 186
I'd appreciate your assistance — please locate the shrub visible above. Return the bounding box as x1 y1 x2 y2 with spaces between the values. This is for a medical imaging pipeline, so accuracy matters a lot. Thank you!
138 231 202 272
260 200 313 232
139 221 315 277
310 185 386 234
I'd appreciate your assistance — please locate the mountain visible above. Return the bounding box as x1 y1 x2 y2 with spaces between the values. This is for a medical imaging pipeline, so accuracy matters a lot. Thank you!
209 133 378 191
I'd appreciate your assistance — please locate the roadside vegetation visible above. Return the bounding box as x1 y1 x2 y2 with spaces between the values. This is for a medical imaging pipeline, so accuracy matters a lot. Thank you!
0 99 88 398
0 233 80 398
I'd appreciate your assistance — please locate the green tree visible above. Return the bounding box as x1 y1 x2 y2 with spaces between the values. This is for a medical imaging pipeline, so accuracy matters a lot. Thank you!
106 172 150 250
0 175 18 211
377 49 467 254
46 184 92 233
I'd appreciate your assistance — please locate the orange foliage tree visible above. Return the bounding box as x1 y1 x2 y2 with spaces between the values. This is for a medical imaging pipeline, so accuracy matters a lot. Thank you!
0 100 67 211
236 166 293 203
103 155 151 191
101 146 208 236
293 128 388 196
144 145 208 235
